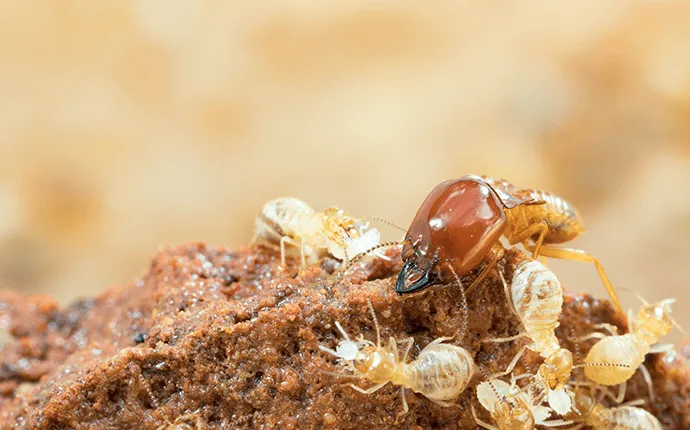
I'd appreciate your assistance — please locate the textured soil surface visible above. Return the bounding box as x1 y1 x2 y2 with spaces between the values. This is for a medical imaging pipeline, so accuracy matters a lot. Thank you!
0 242 688 429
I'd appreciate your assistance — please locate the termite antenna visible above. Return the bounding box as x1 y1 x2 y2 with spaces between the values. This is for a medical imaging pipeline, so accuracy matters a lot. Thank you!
540 419 575 427
671 316 687 336
497 269 519 318
479 366 504 404
573 362 631 370
445 263 469 341
358 216 407 234
337 240 409 279
569 326 582 363
617 286 649 306
478 366 499 391
318 369 363 379
335 320 352 342
366 299 381 348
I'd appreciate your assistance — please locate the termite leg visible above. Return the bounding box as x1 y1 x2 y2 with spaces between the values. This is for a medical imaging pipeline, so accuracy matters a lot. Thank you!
599 382 626 404
506 220 548 258
428 336 454 346
349 381 388 395
591 323 619 336
383 339 397 364
300 237 306 268
279 236 303 268
280 236 288 267
525 244 623 313
578 332 607 342
465 244 503 295
482 333 525 344
627 309 635 332
471 405 499 430
649 343 674 354
511 372 532 383
374 250 393 262
430 399 451 407
488 345 528 379
498 270 519 318
398 387 409 416
615 381 627 403
400 337 415 362
639 364 655 402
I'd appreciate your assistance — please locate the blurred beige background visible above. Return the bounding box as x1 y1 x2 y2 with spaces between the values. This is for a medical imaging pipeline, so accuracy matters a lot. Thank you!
0 2 689 340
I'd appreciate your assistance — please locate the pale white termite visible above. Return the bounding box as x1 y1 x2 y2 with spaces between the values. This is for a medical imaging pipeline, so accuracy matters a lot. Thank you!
582 294 684 396
486 259 624 416
485 259 575 415
252 197 381 268
547 386 662 430
472 377 556 430
318 300 475 415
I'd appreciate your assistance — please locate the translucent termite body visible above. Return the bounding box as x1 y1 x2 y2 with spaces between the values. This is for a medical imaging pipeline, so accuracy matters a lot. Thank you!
586 405 662 430
253 197 380 267
487 259 576 415
489 259 629 415
318 301 475 414
584 298 680 387
510 259 563 358
472 378 553 430
555 388 662 430
395 174 622 313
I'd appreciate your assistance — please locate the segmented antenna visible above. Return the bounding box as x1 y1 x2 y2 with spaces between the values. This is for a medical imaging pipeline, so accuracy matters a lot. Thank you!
568 326 582 367
366 299 381 348
618 286 649 305
446 263 469 341
336 240 408 280
573 362 631 370
359 216 407 234
478 366 504 403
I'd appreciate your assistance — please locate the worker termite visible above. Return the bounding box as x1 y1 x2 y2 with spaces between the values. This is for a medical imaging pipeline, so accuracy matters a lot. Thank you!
548 384 662 430
472 375 556 430
394 174 622 312
252 197 381 268
485 258 627 415
318 299 475 415
581 293 684 395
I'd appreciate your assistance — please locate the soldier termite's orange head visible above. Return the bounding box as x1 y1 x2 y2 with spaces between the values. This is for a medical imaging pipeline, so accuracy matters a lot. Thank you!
395 176 510 294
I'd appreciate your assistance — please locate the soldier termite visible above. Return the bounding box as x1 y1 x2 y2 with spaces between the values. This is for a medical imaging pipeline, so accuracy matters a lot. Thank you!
485 258 628 415
581 291 685 399
252 197 382 268
394 174 623 313
318 299 475 415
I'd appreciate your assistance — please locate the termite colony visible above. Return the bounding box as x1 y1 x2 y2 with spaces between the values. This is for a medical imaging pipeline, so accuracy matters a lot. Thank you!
252 175 683 428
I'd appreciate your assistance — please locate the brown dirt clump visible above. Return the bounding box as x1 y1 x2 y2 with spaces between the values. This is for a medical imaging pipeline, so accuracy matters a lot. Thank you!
1 242 689 429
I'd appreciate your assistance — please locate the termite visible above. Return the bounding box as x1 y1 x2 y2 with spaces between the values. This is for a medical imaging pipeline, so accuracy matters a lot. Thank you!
547 384 662 430
394 174 622 312
252 197 381 268
472 375 556 430
486 258 627 415
581 292 684 397
318 299 475 415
